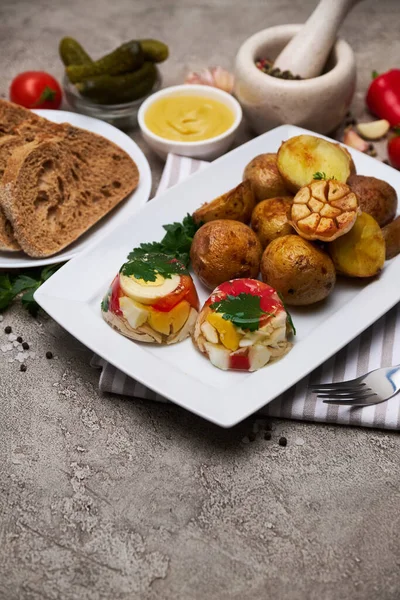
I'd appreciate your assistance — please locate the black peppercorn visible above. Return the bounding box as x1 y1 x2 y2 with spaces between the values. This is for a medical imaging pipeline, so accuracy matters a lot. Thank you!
264 432 272 440
17 336 23 343
4 326 11 334
20 364 27 372
22 342 29 350
248 432 257 442
279 436 287 447
46 351 53 359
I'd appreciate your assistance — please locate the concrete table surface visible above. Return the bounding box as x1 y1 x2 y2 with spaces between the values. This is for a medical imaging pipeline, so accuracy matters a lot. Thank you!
1 1 400 598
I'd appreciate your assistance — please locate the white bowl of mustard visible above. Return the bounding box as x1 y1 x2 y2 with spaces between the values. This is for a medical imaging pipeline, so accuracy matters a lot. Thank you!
138 84 242 161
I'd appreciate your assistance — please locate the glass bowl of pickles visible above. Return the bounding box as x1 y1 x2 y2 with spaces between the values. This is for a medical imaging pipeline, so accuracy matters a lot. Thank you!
60 37 167 130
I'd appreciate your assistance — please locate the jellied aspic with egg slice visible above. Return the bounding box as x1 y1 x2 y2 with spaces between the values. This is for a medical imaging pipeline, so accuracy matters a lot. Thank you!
193 279 293 371
101 253 199 344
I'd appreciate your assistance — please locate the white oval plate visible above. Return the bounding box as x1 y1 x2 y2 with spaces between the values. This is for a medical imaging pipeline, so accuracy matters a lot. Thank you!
0 109 151 269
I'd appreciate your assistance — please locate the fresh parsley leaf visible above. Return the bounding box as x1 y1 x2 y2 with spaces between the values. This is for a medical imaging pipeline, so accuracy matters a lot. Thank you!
313 171 336 181
277 292 296 335
0 274 15 311
127 214 202 268
21 287 41 316
0 263 65 315
127 241 164 261
11 275 39 296
121 253 188 282
210 293 270 332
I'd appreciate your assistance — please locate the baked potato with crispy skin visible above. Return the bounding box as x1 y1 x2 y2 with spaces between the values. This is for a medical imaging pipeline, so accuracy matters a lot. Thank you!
243 153 289 202
348 174 397 227
193 180 255 225
382 216 400 260
277 135 355 192
329 212 385 277
251 196 294 248
190 220 262 289
260 235 336 305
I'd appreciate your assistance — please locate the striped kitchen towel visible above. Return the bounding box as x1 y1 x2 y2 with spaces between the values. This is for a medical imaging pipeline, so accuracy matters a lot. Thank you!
92 153 400 430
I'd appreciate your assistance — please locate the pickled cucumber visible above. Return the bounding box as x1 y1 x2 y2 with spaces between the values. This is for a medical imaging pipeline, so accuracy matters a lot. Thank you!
76 62 157 104
66 41 144 83
59 37 93 66
139 39 169 63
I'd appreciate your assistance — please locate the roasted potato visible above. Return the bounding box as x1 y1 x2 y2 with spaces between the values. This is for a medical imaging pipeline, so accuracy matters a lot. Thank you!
190 220 262 289
329 212 385 277
348 174 397 227
277 135 355 192
260 235 336 305
251 196 294 248
243 153 289 202
382 216 400 260
193 180 255 225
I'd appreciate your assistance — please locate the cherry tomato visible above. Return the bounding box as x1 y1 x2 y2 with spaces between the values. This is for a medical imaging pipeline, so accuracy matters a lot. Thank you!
10 71 62 109
388 134 400 170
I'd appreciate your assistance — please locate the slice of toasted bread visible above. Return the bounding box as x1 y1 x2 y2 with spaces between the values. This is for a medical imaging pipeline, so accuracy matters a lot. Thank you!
0 99 42 136
0 134 139 257
0 136 26 250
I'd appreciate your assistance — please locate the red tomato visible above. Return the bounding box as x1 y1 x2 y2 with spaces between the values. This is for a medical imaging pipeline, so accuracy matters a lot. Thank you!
10 71 62 109
151 275 199 312
388 135 400 170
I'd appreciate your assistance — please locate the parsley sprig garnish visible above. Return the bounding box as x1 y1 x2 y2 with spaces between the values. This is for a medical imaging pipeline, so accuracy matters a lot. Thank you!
210 293 271 332
127 214 200 268
313 171 336 181
0 264 64 316
277 292 296 335
121 253 188 283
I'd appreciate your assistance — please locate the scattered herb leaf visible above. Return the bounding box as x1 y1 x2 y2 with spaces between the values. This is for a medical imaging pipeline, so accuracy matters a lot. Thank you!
277 292 296 335
210 293 271 332
0 263 64 315
313 171 336 181
121 253 188 283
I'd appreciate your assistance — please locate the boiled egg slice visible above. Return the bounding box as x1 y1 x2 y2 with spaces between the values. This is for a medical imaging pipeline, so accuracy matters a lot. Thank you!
119 273 181 305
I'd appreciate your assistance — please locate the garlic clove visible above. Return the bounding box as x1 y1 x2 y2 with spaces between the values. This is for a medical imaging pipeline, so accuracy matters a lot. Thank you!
210 66 235 94
185 68 215 87
185 66 235 94
343 128 369 153
356 119 390 140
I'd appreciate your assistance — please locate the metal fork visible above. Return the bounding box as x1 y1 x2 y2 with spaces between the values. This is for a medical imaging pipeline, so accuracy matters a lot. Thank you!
309 365 400 406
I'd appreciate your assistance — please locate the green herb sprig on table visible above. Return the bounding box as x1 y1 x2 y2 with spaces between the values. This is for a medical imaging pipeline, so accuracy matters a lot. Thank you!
209 293 272 332
0 264 64 316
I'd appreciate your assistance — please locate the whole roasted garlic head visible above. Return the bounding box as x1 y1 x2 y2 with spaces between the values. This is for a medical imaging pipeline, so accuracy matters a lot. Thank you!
291 179 359 242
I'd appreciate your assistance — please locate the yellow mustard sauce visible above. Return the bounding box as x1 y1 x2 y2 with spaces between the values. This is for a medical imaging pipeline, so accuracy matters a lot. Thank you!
145 95 235 142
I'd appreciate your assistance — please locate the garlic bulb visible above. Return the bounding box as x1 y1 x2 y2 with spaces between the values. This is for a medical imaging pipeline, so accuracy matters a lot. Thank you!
185 67 234 94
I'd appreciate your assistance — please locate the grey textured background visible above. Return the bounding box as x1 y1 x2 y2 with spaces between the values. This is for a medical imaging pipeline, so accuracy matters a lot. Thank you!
1 1 400 599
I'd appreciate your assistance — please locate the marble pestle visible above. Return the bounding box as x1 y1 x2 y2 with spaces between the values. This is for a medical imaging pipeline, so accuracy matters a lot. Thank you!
273 0 364 79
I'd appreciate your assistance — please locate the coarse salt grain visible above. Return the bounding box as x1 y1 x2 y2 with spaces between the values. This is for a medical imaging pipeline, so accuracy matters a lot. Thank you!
16 352 28 363
13 341 19 348
295 438 305 446
1 343 13 352
8 334 17 342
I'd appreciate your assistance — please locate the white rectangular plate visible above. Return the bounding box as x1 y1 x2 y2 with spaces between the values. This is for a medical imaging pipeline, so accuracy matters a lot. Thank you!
35 125 400 427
